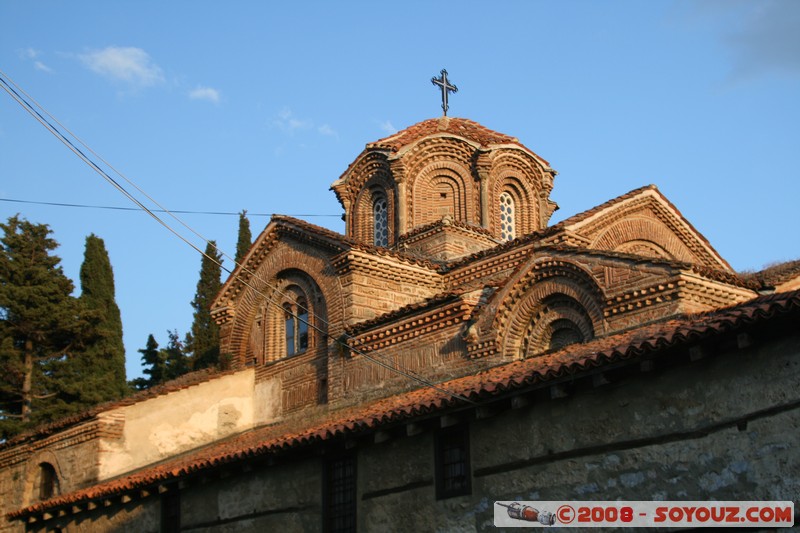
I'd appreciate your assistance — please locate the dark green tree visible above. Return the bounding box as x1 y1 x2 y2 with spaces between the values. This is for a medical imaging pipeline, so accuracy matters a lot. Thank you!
235 210 252 266
77 234 127 399
187 241 222 370
130 331 190 390
0 216 96 439
130 334 164 390
163 330 190 380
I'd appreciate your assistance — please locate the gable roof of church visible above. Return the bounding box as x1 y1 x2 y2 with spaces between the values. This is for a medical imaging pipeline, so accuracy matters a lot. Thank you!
506 184 730 270
10 289 800 521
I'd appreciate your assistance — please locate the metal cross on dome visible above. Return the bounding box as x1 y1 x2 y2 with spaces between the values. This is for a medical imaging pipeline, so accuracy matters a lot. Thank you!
431 69 458 116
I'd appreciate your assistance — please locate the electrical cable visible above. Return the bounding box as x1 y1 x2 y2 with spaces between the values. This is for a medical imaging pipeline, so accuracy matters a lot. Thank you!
0 197 338 217
0 69 475 405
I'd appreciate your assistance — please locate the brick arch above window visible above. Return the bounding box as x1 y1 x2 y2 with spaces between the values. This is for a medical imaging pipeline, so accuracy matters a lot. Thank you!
521 295 596 358
491 174 538 238
247 271 327 365
37 462 59 501
409 162 475 229
485 260 607 359
224 244 340 370
23 452 64 506
591 217 695 263
352 181 395 246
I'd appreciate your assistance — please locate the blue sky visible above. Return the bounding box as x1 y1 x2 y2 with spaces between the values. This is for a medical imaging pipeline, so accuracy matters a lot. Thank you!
1 1 798 380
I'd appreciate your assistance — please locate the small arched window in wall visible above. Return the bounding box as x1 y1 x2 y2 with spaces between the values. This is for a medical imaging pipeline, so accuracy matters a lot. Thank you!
521 294 596 358
373 194 389 247
38 462 58 500
499 192 516 241
548 319 586 350
283 297 309 357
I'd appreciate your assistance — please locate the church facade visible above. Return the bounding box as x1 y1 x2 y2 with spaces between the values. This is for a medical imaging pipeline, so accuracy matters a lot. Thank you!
1 116 798 532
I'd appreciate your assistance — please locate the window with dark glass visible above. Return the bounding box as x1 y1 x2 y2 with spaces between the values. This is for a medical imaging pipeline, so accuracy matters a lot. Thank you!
373 195 389 247
283 297 310 357
161 485 180 533
284 303 296 356
435 425 471 499
297 297 309 351
38 463 58 500
324 454 357 533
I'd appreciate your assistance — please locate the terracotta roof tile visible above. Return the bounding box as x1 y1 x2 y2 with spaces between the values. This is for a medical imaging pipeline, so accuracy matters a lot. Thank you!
397 218 498 243
271 215 443 270
344 291 465 335
366 117 550 166
10 289 799 520
740 259 800 289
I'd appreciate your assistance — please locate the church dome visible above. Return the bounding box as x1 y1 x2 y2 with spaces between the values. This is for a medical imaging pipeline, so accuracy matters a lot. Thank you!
331 116 558 256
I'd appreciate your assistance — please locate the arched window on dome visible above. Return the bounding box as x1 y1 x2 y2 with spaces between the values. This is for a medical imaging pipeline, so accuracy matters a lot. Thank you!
499 192 516 242
373 193 389 247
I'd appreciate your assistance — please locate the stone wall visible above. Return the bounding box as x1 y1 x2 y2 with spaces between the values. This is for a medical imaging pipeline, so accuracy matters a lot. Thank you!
0 423 101 533
0 370 257 533
16 328 795 533
97 370 255 481
359 332 800 531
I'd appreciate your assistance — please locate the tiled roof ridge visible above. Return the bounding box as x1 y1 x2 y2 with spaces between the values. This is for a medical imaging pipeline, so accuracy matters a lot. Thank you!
364 117 550 166
270 215 354 248
344 290 465 336
397 218 498 242
0 368 231 450
539 245 755 289
368 117 516 150
551 184 730 270
553 184 659 228
441 226 551 270
740 258 800 289
347 241 445 270
10 289 800 520
442 237 713 277
270 215 444 270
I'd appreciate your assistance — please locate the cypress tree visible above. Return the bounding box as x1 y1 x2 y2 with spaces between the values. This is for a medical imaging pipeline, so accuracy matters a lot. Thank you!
188 242 222 370
78 234 127 399
0 216 96 438
235 210 252 266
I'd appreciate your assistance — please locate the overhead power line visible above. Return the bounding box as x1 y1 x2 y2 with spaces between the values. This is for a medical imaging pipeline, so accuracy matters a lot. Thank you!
0 69 475 406
0 197 339 217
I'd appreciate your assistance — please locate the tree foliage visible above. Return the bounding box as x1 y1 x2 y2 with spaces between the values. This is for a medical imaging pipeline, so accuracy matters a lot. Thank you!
130 331 190 390
0 216 98 439
187 241 222 370
235 210 252 266
79 234 128 400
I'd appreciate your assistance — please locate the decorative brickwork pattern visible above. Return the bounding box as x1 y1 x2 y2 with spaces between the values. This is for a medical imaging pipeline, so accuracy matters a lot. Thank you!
332 117 556 251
